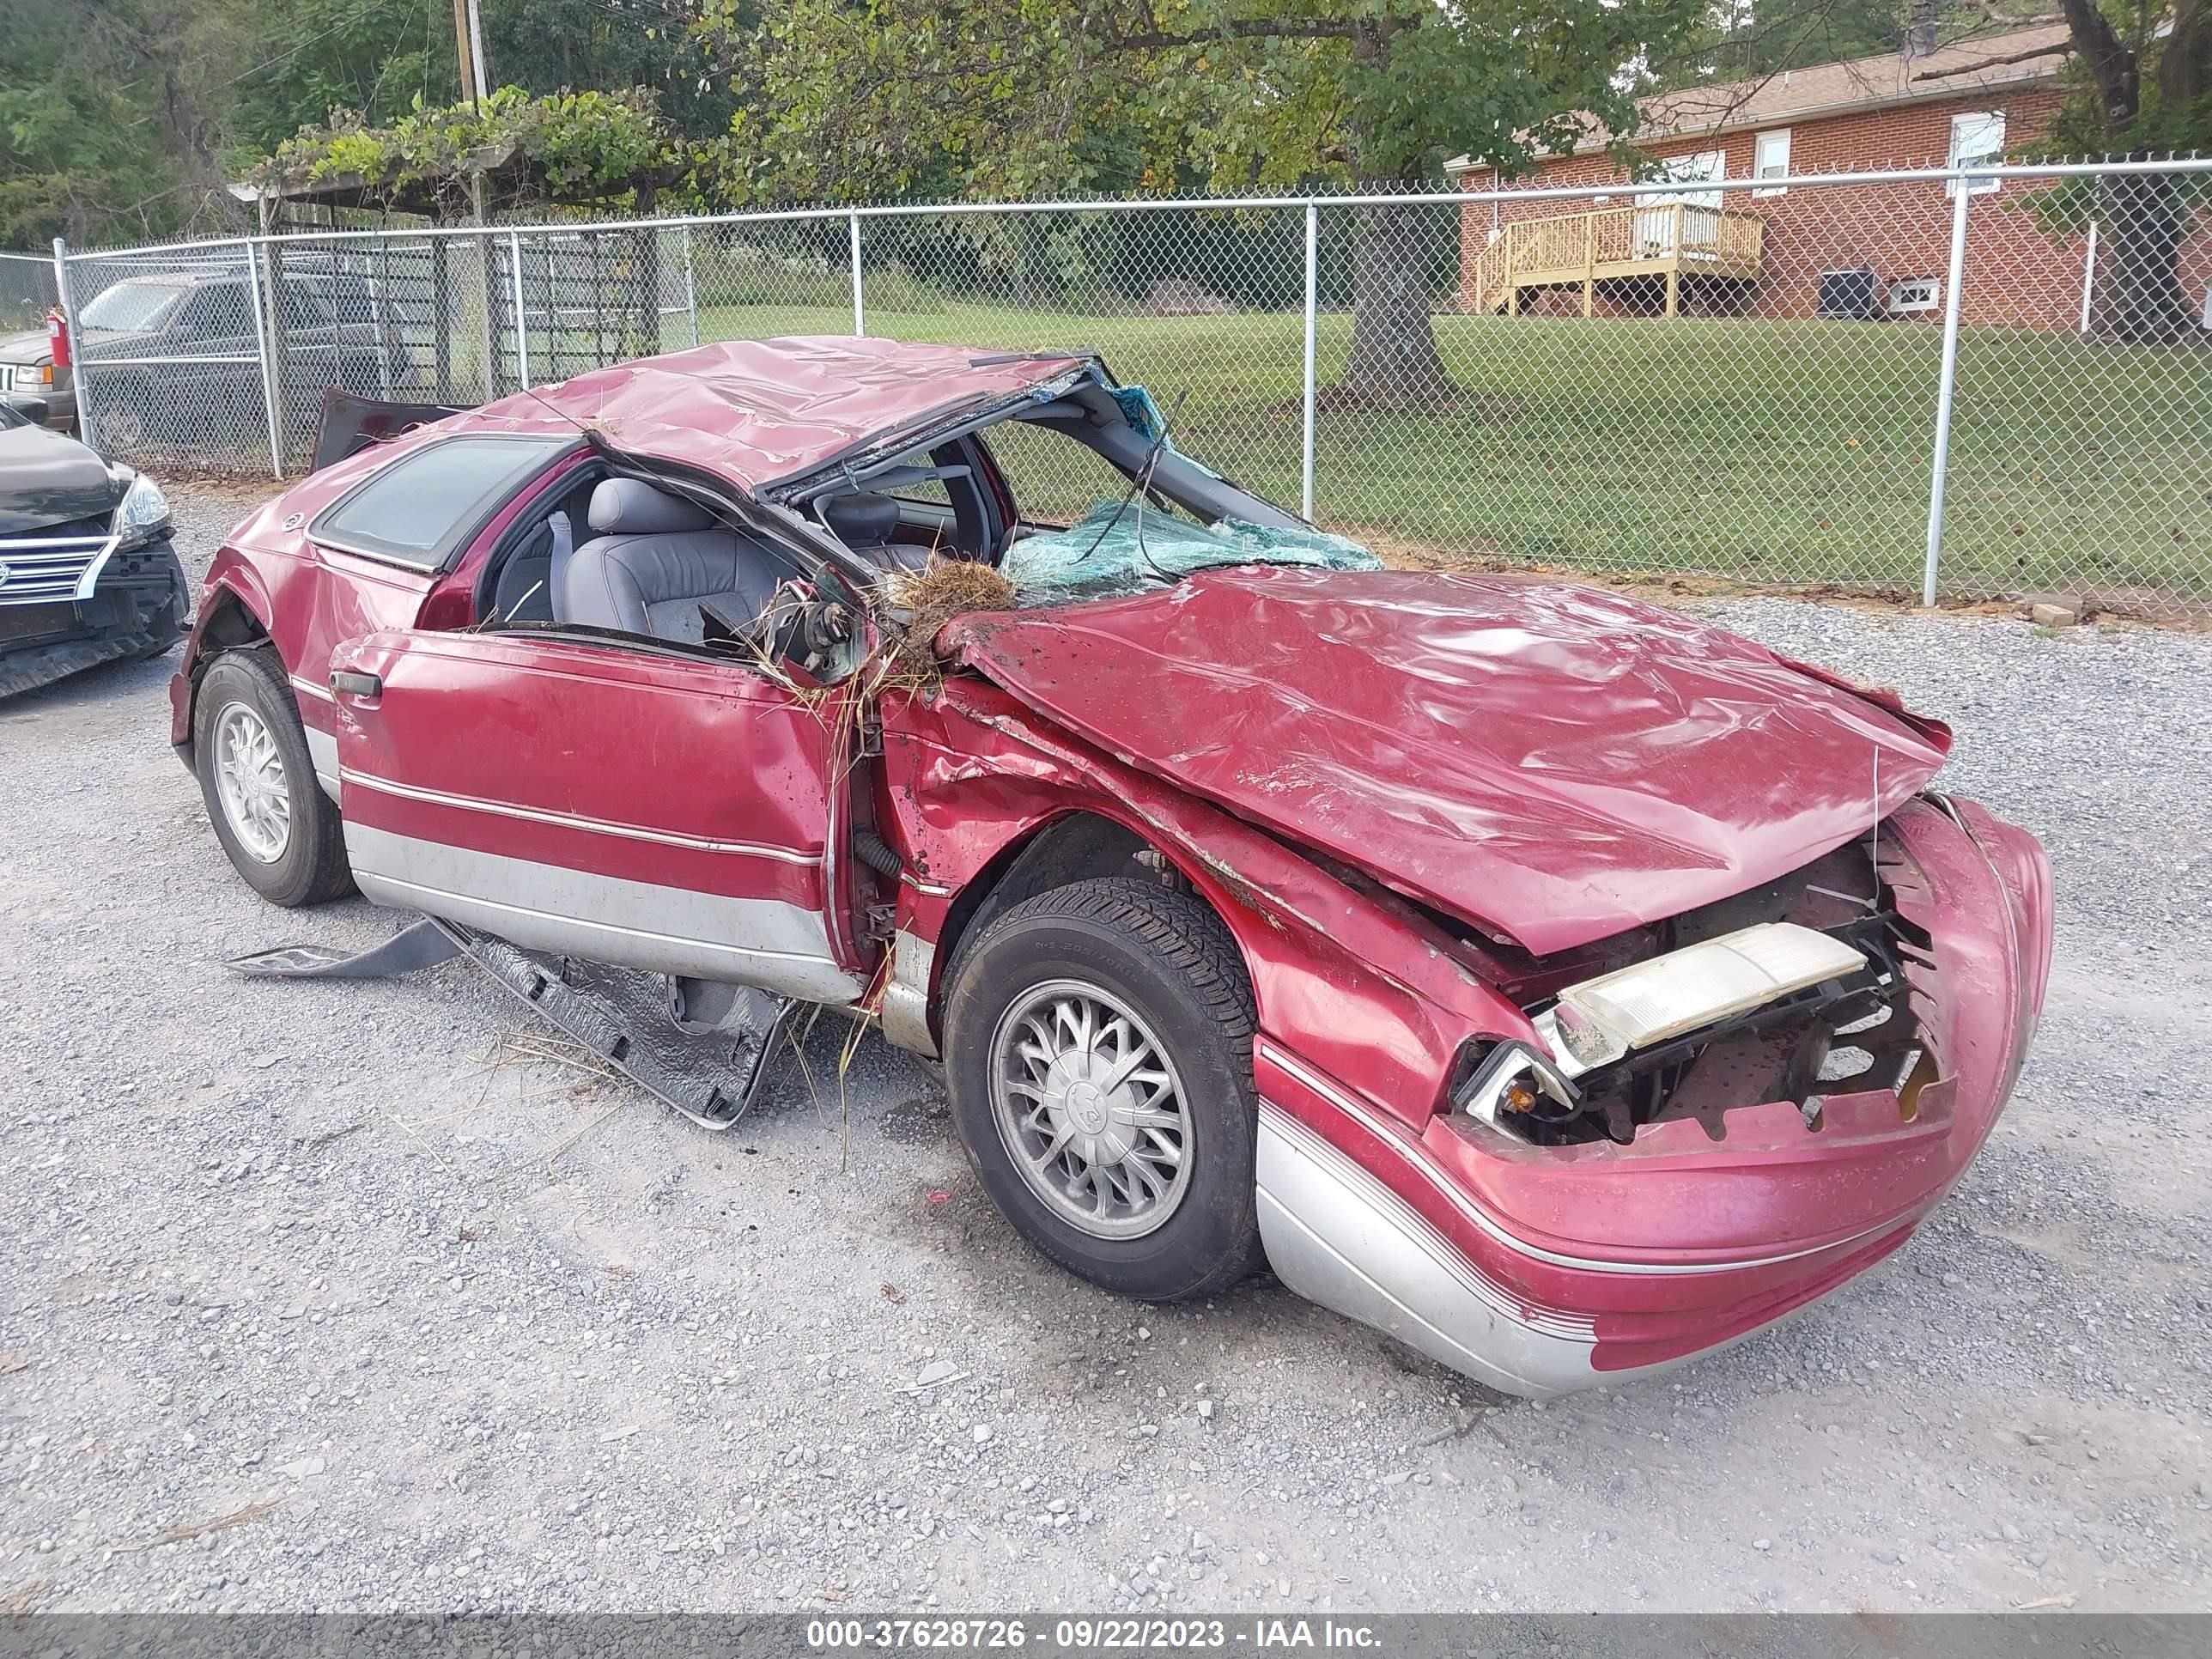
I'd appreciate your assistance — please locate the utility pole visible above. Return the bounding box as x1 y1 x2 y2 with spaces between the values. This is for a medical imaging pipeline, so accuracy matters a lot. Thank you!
451 0 489 107
450 0 495 398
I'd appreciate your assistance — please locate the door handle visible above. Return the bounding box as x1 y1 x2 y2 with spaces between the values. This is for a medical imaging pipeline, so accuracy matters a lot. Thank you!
330 670 382 698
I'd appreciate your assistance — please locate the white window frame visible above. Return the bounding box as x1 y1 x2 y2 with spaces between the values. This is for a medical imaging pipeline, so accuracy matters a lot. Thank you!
1753 129 1791 198
1633 149 1727 210
1887 276 1942 313
1947 110 2006 196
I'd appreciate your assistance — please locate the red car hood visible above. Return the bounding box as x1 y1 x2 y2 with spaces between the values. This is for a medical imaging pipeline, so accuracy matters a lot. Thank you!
944 568 1950 956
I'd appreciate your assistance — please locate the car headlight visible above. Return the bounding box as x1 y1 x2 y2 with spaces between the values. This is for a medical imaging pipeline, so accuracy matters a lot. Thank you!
113 471 172 548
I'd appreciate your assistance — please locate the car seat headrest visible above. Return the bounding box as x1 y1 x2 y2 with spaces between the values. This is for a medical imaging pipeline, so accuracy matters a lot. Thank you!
587 477 715 536
819 492 902 548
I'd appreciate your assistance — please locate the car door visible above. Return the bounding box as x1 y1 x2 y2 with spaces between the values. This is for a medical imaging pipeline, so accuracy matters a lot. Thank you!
326 626 867 1006
271 433 580 797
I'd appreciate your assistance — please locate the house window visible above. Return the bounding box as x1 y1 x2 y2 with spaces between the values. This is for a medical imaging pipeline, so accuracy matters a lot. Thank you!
1948 110 2005 196
1633 149 1727 210
1753 129 1791 197
1888 276 1942 313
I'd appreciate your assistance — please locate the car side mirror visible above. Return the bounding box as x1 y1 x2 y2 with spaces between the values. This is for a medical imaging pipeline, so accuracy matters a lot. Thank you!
4 393 51 428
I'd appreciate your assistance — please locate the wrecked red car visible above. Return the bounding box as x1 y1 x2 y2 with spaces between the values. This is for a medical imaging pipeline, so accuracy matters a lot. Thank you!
170 337 2052 1396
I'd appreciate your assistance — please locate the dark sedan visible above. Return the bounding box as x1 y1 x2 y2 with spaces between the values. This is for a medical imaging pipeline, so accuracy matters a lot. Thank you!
0 394 188 696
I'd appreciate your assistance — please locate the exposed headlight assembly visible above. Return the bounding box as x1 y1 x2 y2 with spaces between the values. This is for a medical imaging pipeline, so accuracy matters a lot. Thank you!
1533 921 1868 1079
112 471 172 549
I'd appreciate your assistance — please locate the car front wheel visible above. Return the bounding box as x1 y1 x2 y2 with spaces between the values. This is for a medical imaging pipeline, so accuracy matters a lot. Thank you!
943 877 1265 1302
192 648 352 907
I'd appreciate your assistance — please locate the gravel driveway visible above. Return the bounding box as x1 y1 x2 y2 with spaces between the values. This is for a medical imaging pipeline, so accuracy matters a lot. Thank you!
2 483 2207 1616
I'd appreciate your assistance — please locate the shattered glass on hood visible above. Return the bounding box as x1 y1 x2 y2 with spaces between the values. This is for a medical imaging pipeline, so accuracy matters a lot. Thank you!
1001 499 1381 603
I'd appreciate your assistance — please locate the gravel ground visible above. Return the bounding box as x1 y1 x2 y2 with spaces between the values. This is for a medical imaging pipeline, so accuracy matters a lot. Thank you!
2 483 2207 1616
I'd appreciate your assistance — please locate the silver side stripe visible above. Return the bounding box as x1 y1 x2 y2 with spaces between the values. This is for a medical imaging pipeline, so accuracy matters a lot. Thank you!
1256 1039 1895 1279
1261 1104 1593 1343
343 823 862 1004
339 768 821 865
289 674 337 704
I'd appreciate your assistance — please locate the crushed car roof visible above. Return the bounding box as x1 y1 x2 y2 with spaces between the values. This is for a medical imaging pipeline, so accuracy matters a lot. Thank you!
454 336 1088 495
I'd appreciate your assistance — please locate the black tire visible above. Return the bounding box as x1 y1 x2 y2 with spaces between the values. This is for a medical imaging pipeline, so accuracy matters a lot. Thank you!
192 647 353 907
943 876 1265 1302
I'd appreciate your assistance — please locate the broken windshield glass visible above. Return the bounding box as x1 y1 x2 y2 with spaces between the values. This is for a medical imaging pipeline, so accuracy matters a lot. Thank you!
1000 498 1381 604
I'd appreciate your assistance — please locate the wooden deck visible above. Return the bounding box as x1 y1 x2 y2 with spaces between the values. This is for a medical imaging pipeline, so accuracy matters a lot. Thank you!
1466 203 1765 318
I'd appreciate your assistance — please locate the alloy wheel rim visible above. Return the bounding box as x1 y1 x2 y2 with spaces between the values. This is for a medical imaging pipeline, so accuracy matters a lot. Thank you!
212 702 291 864
988 978 1194 1240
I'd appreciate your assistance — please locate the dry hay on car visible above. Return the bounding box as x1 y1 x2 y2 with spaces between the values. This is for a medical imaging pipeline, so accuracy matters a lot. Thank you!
882 556 1017 678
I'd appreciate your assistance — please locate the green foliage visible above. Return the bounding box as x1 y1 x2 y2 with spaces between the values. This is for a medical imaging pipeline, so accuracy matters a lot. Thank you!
1647 1 1911 90
0 0 745 248
255 85 690 211
699 0 1711 202
2034 2 2212 161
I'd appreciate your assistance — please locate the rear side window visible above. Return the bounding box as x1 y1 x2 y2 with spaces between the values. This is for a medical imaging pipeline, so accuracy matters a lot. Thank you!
311 435 574 570
180 286 252 337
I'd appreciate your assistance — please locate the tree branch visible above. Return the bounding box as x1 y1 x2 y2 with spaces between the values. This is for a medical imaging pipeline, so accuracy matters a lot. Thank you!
1910 42 2073 82
1108 21 1364 53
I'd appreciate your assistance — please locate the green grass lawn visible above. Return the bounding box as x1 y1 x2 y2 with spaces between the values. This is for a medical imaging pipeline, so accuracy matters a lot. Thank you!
693 301 2212 606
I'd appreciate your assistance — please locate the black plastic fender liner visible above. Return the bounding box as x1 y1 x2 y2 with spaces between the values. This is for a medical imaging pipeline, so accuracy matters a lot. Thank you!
225 915 795 1130
227 916 463 981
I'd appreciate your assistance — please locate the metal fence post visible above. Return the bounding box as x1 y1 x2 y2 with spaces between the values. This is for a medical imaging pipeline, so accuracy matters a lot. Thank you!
369 241 393 396
507 230 530 388
2078 218 2100 335
1301 202 1318 522
242 240 285 480
683 223 701 347
49 236 97 449
848 211 866 337
1920 175 1973 607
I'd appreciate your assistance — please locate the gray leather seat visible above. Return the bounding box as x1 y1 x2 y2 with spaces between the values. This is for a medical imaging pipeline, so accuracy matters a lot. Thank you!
562 479 786 642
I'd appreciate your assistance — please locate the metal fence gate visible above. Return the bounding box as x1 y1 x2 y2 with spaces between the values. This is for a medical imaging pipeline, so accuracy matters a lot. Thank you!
40 157 2212 618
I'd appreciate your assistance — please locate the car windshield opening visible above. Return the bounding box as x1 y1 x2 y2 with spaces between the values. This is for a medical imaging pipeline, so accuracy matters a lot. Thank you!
80 283 190 333
976 387 1379 603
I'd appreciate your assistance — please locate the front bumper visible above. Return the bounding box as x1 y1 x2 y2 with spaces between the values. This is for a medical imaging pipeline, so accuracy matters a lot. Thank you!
0 533 187 697
1253 795 2052 1397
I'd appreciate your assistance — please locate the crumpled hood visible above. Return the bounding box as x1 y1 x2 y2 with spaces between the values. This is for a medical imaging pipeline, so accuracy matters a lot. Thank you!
0 421 118 535
943 568 1950 956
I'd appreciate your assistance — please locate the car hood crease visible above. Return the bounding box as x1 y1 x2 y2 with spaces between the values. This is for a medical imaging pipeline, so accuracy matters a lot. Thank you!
943 568 1950 956
0 423 116 533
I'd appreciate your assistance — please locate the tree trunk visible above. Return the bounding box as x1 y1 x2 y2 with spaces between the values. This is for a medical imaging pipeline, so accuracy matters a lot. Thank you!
1338 196 1457 411
2094 167 2195 343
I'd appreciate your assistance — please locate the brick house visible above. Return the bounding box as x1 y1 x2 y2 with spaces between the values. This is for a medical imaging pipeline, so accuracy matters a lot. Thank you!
1448 21 2211 330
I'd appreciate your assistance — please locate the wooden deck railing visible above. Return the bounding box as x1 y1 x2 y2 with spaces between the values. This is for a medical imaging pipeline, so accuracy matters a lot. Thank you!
1467 203 1765 313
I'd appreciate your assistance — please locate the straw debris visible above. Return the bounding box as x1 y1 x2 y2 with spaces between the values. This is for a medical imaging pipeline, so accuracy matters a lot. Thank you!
883 557 1017 677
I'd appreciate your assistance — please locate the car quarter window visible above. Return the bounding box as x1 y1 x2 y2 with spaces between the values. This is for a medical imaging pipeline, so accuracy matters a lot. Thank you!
310 436 575 571
277 283 333 331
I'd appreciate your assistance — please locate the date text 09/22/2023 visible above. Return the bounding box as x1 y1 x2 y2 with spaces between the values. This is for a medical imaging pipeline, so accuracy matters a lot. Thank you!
805 1619 1384 1650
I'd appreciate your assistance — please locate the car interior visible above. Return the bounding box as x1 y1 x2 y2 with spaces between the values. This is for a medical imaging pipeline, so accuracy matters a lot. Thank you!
470 389 1300 652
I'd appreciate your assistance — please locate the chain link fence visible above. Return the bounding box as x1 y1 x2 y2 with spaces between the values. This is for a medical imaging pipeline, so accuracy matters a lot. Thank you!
46 159 2212 617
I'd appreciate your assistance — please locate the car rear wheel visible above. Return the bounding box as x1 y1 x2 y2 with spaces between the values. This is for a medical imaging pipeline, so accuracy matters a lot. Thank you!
943 877 1265 1302
192 649 352 907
